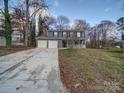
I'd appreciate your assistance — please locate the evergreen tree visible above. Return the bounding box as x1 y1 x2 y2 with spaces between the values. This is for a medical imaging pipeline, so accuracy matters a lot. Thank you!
3 0 12 48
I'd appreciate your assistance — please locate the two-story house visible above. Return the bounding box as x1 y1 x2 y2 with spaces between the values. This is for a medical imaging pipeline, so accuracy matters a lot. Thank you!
37 30 86 48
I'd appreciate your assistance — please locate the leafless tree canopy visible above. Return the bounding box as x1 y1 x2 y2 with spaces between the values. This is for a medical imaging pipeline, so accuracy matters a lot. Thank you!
73 19 89 31
45 16 57 30
56 15 70 31
87 20 116 48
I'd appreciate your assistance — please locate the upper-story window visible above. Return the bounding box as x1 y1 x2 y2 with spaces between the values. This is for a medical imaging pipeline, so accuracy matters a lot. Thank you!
82 32 85 38
70 32 73 37
54 32 58 37
63 32 66 37
77 32 81 37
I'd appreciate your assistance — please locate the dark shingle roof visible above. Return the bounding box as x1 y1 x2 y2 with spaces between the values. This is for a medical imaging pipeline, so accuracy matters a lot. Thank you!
48 30 85 32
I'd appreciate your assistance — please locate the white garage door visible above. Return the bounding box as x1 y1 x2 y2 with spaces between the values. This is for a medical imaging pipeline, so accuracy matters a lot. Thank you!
37 40 47 48
48 40 58 48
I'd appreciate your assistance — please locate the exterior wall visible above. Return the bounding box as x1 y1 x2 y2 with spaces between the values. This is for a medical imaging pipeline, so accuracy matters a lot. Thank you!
48 32 54 37
37 30 86 48
37 40 47 48
58 40 62 48
73 41 81 48
81 40 86 48
46 31 85 40
0 37 6 46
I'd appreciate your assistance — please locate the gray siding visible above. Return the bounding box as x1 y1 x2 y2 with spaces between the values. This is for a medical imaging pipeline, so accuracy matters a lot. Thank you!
46 31 85 40
37 30 86 48
58 40 62 48
0 37 5 46
48 32 54 37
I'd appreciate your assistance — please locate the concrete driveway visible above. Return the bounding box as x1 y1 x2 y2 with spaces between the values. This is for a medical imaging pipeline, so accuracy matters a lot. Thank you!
0 48 66 93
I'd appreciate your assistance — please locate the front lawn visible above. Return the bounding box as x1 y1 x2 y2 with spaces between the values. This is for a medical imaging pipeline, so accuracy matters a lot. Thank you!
59 48 124 93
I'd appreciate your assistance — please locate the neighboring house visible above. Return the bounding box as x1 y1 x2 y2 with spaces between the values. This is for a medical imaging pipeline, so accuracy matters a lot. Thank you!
0 14 5 46
12 30 24 46
0 30 6 46
0 14 24 46
37 30 86 48
0 30 24 46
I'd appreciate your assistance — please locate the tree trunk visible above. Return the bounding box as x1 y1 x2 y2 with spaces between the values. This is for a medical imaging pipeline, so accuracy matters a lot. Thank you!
25 0 30 47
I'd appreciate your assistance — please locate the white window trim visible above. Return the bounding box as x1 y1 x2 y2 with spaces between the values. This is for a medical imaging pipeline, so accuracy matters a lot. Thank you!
54 32 58 37
63 32 66 37
77 32 81 37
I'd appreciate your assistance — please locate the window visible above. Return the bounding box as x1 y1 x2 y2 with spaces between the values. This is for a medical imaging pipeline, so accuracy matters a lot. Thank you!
77 32 81 37
54 32 58 37
63 32 66 37
70 32 73 37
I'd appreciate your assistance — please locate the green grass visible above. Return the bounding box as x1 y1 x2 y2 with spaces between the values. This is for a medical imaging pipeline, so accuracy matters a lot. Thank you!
59 48 124 93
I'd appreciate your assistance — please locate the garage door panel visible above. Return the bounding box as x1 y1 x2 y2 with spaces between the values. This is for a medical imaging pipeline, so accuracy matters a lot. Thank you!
48 40 58 48
37 40 47 48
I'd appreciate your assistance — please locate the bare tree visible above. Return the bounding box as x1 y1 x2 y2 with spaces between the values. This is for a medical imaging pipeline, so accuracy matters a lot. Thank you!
97 20 115 47
20 0 48 46
25 0 30 46
45 16 57 30
0 0 48 47
73 19 89 31
12 7 26 42
56 15 70 31
87 21 115 48
87 26 98 48
117 17 124 52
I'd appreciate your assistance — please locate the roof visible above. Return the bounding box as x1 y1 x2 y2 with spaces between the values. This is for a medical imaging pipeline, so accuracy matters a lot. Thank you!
48 30 85 32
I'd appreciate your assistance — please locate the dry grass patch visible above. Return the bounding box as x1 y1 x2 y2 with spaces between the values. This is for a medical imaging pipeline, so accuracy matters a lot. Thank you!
0 46 34 57
59 48 124 93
